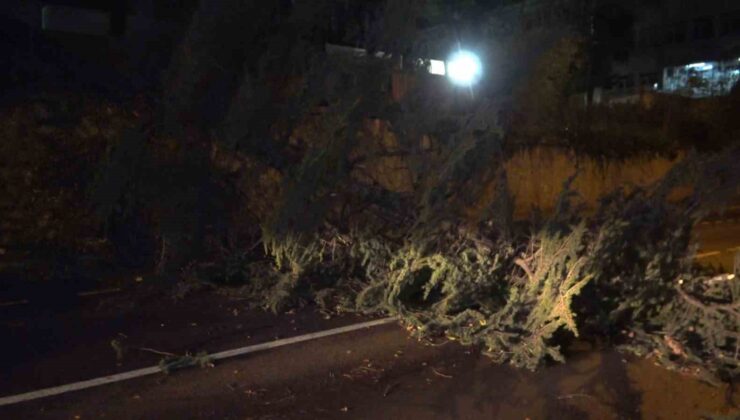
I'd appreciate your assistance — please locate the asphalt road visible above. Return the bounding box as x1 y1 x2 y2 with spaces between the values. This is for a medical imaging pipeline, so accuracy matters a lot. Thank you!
2 321 736 419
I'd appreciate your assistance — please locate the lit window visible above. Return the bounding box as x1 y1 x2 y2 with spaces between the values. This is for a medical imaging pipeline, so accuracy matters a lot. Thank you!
428 59 446 76
685 62 713 71
663 58 740 97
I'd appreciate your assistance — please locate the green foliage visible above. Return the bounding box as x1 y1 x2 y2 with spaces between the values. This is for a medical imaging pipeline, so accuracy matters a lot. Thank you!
511 82 740 160
89 120 235 269
232 142 740 379
159 1 739 378
0 95 136 252
353 222 593 371
158 351 214 373
578 150 740 384
623 272 739 385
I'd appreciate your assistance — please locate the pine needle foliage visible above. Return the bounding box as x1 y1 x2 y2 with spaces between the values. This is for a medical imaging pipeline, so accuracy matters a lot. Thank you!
87 0 740 383
242 143 740 377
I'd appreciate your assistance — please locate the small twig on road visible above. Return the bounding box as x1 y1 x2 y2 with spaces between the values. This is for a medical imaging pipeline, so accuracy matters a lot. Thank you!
77 288 121 297
383 383 399 397
431 367 453 379
138 347 177 357
156 236 167 274
0 299 29 307
557 393 596 400
263 393 296 406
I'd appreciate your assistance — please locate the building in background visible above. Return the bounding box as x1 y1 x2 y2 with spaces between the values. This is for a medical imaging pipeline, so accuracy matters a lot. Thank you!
484 0 740 101
3 0 739 102
615 0 740 98
1 0 196 98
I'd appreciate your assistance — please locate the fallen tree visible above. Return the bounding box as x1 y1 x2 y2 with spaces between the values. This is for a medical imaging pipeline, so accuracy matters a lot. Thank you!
85 0 740 386
220 130 739 384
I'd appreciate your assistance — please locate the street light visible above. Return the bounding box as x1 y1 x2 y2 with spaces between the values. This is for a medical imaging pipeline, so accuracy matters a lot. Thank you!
446 50 482 87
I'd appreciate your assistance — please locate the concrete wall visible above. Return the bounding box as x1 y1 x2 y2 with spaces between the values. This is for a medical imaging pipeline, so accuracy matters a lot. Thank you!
345 117 685 217
504 147 684 218
349 119 685 217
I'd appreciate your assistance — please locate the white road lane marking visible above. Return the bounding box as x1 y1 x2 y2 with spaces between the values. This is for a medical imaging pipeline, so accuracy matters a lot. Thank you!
0 316 399 407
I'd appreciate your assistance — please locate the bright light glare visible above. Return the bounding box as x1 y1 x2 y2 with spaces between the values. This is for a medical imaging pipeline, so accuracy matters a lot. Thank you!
447 50 482 86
